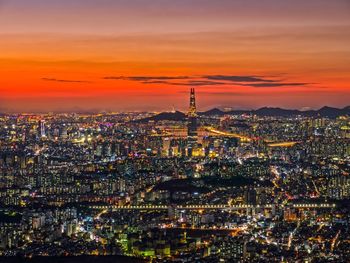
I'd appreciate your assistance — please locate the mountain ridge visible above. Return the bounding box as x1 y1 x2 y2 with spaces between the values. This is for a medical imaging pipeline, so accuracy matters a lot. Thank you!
137 106 350 122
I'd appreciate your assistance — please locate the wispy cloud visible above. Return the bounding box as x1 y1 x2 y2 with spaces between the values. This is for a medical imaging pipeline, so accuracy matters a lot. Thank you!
104 76 189 81
140 80 227 86
204 75 277 83
245 82 310 88
104 74 313 88
42 78 91 83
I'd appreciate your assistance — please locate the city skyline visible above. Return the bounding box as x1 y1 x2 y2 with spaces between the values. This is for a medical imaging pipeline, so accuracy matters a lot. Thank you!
0 0 350 112
0 84 348 261
0 1 349 261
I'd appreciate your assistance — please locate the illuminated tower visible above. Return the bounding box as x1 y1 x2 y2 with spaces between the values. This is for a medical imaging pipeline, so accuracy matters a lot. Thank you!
41 121 46 137
38 120 46 138
188 88 197 117
187 88 198 155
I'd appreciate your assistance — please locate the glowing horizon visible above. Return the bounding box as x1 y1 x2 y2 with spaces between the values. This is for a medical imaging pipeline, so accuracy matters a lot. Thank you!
0 0 349 112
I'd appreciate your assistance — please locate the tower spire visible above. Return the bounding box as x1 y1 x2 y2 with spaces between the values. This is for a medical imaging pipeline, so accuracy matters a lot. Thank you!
187 88 198 156
188 88 197 117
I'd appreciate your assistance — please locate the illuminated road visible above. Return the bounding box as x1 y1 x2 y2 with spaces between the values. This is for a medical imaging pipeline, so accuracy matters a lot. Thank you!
94 209 108 220
160 226 247 237
331 230 341 252
267 142 299 147
149 126 299 147
205 127 299 147
205 127 251 141
89 203 336 211
270 166 281 189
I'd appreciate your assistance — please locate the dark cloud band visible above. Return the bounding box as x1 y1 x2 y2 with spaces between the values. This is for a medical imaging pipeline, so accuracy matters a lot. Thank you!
104 74 312 88
42 78 90 83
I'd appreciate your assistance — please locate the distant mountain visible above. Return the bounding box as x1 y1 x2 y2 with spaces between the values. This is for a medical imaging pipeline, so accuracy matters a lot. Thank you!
137 106 350 122
136 111 186 122
314 106 345 118
201 108 225 116
253 107 300 117
200 109 250 116
202 106 350 118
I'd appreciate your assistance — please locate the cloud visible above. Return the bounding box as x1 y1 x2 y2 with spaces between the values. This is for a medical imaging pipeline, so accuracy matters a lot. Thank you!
141 80 227 86
245 82 310 87
139 80 170 84
202 75 313 88
104 74 313 88
104 75 226 86
204 75 277 83
42 78 91 83
182 80 227 86
104 76 189 81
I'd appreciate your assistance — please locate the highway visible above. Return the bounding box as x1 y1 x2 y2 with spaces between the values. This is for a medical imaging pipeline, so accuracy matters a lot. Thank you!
267 142 299 147
205 127 299 147
204 127 251 141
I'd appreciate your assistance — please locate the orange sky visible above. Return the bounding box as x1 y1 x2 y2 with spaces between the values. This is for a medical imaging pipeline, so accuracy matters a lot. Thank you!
0 0 349 112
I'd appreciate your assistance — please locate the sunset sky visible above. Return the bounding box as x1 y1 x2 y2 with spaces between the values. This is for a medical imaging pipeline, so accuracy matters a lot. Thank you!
0 0 349 112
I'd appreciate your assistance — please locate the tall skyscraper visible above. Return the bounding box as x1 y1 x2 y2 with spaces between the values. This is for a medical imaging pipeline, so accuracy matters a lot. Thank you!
187 88 198 156
38 120 46 138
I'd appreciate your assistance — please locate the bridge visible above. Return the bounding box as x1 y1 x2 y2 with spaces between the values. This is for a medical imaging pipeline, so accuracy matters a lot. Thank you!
89 203 336 211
